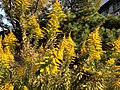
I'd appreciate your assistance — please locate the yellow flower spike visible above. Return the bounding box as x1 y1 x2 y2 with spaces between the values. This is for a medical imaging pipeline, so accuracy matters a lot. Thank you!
0 82 14 90
113 66 120 69
0 45 14 68
67 33 76 46
112 37 120 55
114 72 120 75
15 0 30 10
22 15 44 38
53 49 58 57
44 0 66 35
45 60 49 62
113 79 120 87
3 30 17 46
87 27 103 60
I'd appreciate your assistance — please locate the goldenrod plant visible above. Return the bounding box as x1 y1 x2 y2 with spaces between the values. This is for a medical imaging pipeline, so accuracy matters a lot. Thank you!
0 0 120 90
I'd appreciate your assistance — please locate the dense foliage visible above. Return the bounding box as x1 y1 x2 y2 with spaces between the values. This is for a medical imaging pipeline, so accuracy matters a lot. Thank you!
0 0 120 90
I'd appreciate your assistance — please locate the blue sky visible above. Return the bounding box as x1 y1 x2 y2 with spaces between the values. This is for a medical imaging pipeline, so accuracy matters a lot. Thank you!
0 5 11 31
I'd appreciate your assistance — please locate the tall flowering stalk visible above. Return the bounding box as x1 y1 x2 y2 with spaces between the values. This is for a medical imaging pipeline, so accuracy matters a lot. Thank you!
112 37 120 56
39 34 76 74
44 0 66 35
0 31 17 68
14 0 30 11
21 15 44 38
87 27 103 60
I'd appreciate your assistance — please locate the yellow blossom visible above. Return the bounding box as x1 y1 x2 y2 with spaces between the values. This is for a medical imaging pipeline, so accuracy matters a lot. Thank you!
24 86 28 90
52 0 67 22
0 82 14 90
17 67 25 76
96 71 102 76
38 45 44 53
40 62 46 64
3 30 17 46
44 0 66 35
73 65 77 70
39 34 75 74
22 15 44 38
114 72 120 75
24 56 31 61
105 71 111 75
46 66 49 72
113 79 120 87
83 67 89 72
59 34 76 57
107 58 115 65
53 48 64 60
0 46 14 68
40 68 44 73
15 0 30 10
112 37 120 56
51 65 59 74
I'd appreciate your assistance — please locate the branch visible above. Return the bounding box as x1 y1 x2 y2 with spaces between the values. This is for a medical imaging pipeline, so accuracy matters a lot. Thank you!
33 0 39 14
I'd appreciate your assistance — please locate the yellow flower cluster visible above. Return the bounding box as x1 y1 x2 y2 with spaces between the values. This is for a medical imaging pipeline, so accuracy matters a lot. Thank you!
1 47 14 68
22 15 44 38
43 47 65 74
112 37 120 55
59 34 76 57
0 31 15 68
39 49 60 74
113 79 120 88
17 67 25 76
0 82 14 90
44 0 66 34
87 27 103 60
46 14 60 33
15 0 30 10
73 65 77 70
3 30 18 46
24 86 28 90
52 0 67 22
39 34 76 74
107 58 115 65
